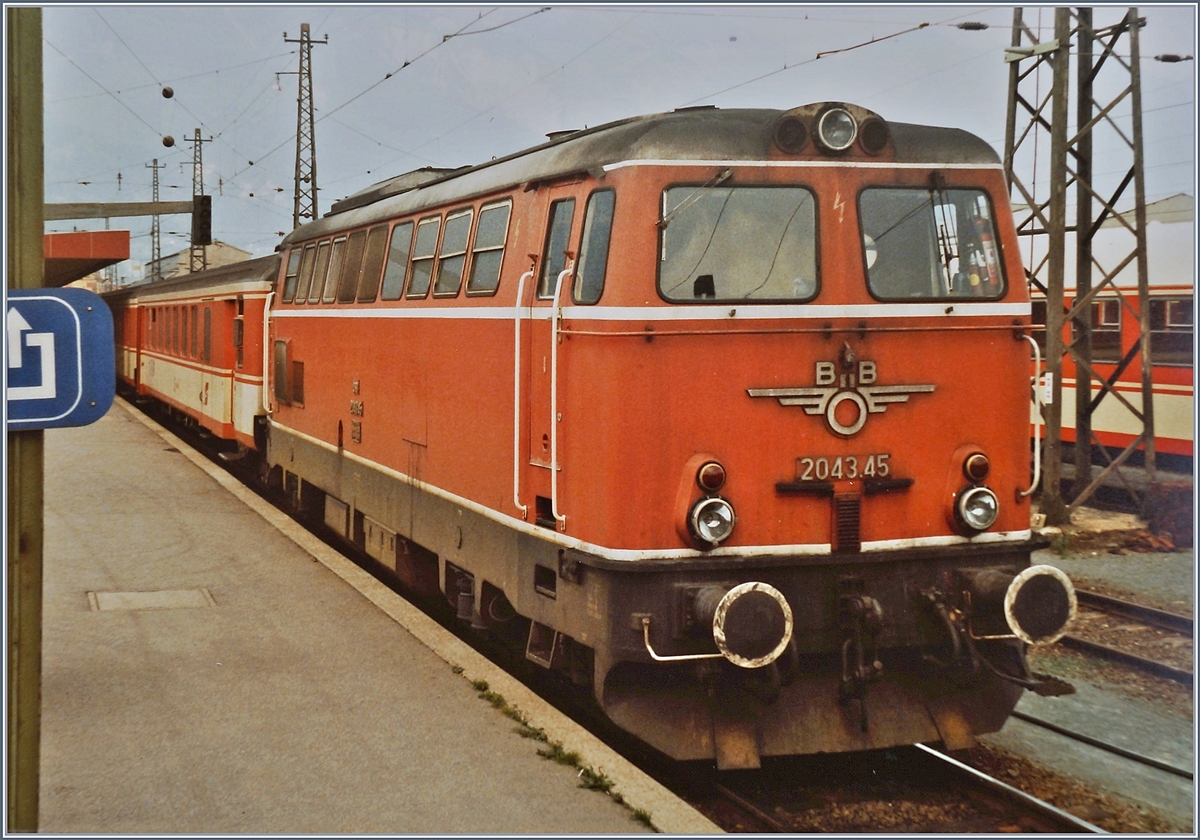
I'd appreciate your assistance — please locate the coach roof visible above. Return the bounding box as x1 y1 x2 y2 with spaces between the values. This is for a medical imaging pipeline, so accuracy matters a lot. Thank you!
285 104 999 246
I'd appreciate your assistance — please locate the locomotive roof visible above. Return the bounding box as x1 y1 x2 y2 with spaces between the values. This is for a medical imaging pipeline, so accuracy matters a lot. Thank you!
286 105 1000 246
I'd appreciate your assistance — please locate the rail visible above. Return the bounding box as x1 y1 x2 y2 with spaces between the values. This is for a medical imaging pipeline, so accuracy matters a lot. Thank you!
1009 710 1192 780
1075 589 1193 634
915 744 1106 833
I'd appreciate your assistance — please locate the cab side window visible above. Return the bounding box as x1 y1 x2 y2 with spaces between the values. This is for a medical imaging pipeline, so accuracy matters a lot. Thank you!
574 190 614 305
538 199 576 299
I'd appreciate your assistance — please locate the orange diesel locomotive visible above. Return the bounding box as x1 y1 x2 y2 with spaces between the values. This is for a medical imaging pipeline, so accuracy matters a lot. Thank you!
117 103 1079 768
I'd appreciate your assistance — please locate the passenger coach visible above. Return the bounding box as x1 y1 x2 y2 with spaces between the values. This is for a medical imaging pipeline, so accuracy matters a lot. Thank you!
108 256 276 449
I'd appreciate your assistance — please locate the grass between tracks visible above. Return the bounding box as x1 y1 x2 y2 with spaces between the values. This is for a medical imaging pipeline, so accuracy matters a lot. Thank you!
452 666 657 831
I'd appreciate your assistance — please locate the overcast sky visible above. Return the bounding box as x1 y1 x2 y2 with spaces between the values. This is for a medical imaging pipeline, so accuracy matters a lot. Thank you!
39 4 1196 280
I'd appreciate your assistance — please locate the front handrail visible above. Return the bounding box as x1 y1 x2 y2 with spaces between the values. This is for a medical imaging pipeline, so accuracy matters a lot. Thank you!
512 269 533 520
549 267 572 529
261 290 275 414
1020 334 1042 498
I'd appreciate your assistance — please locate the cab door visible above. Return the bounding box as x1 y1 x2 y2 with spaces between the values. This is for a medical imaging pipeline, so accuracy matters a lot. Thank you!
525 186 581 528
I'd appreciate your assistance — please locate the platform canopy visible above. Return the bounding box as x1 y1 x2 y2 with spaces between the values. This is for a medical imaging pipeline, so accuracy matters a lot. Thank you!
43 230 130 287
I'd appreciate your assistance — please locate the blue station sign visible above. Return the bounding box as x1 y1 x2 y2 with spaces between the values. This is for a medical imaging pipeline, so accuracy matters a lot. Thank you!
6 288 115 430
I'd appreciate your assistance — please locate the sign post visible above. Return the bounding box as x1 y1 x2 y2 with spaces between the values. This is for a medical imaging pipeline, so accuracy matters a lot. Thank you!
7 6 44 832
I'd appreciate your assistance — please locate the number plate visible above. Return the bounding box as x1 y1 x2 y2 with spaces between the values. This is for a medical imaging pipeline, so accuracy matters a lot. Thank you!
797 454 890 482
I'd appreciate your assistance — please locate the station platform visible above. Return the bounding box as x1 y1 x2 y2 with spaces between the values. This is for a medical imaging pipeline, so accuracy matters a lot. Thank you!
39 401 720 834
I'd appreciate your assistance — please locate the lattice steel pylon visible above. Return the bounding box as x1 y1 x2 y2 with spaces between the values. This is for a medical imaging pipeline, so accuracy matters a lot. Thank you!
146 158 165 281
185 128 212 273
1003 7 1152 525
283 23 327 229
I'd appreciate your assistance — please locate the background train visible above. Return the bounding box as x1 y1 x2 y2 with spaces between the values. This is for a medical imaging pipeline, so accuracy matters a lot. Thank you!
106 101 1078 769
1027 194 1194 471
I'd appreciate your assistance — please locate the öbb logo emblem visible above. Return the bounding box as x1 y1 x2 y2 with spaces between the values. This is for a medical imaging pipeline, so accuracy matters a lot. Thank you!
748 359 935 436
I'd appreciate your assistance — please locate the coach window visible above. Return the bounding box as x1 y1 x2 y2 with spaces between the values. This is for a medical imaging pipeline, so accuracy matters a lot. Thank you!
406 216 441 298
293 243 318 303
659 186 816 302
308 241 333 304
380 221 414 301
281 247 303 302
173 307 180 354
1150 298 1194 366
203 307 212 363
321 237 347 303
1088 299 1121 363
574 190 614 304
860 186 1005 300
181 307 189 357
336 230 368 303
234 300 245 368
538 199 576 298
357 225 390 302
467 200 512 295
191 305 198 358
434 208 474 296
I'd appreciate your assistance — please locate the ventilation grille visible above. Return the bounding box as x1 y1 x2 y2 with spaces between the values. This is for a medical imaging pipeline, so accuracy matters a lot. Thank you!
833 494 861 553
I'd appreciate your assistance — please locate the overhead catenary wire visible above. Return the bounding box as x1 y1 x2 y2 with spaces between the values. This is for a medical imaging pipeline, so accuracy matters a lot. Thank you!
679 6 1011 108
43 37 162 138
93 9 210 140
680 21 933 107
328 9 634 187
45 26 290 196
46 51 297 103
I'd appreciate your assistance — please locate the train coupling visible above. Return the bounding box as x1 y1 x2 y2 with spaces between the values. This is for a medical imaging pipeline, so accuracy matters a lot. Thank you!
838 594 884 733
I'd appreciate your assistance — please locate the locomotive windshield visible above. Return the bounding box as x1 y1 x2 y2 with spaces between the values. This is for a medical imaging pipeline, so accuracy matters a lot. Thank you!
859 187 1005 300
659 186 817 302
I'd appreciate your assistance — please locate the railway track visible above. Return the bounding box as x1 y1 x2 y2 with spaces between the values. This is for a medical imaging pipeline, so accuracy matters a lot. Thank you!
1060 588 1194 685
1076 589 1193 635
677 745 1105 833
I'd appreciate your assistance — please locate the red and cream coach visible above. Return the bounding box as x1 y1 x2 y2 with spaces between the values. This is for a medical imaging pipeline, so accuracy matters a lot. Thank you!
107 256 276 449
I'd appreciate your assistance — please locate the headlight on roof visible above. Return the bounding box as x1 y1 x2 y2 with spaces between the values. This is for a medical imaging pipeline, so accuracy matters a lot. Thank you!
816 106 857 152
